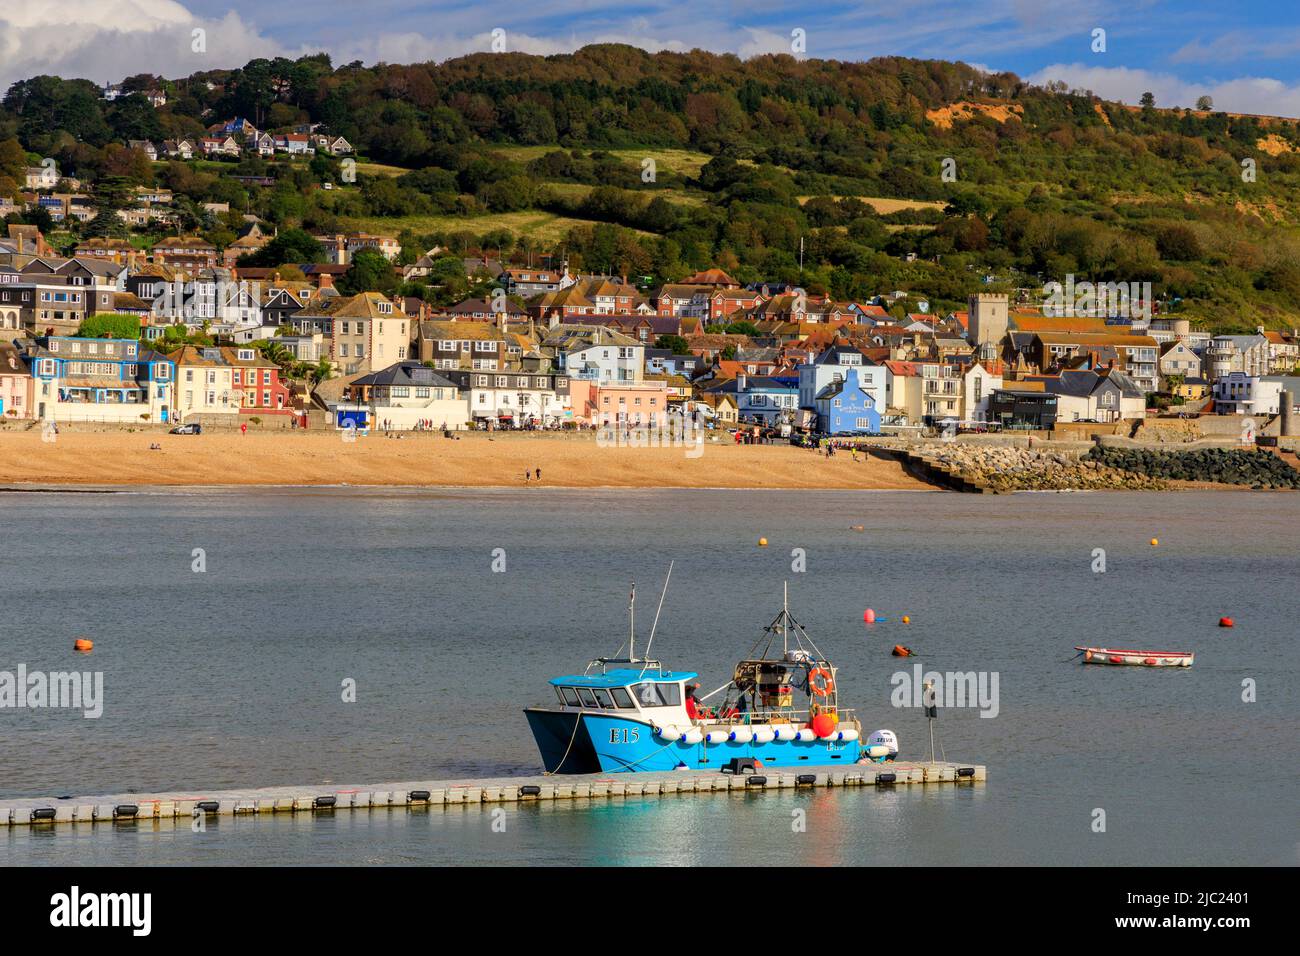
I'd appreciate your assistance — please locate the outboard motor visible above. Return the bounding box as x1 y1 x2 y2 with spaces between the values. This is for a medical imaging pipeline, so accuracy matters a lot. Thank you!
865 729 899 762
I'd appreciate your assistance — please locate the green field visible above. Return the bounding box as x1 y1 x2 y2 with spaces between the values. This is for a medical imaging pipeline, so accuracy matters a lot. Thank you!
340 210 655 242
488 145 713 179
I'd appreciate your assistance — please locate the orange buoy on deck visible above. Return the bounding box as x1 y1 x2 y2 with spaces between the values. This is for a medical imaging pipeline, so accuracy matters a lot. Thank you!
1219 617 1234 628
74 638 94 652
811 713 837 738
891 644 912 657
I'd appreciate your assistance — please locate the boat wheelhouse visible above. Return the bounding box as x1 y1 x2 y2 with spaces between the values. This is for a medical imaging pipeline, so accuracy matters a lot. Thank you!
524 582 864 773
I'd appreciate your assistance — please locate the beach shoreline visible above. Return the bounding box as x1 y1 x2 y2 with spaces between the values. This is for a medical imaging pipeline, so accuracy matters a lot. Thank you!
0 430 931 491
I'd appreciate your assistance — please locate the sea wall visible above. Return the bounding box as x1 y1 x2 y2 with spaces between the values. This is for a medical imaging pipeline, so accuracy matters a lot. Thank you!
898 443 1166 491
1084 446 1300 489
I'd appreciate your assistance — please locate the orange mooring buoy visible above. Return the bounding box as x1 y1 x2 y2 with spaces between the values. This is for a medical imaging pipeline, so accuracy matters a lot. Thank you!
74 638 94 652
1219 617 1234 628
891 644 912 657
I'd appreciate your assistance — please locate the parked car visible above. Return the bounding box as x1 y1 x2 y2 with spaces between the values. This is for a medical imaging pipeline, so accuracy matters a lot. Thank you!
169 422 202 435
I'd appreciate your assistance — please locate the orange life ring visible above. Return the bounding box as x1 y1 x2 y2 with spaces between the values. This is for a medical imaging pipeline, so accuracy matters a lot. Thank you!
808 666 834 698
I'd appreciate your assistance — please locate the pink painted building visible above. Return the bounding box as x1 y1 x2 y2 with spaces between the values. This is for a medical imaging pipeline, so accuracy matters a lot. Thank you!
0 343 32 420
570 380 671 427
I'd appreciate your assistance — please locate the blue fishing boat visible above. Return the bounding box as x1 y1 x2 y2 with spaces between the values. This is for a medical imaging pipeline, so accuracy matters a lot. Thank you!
525 574 865 773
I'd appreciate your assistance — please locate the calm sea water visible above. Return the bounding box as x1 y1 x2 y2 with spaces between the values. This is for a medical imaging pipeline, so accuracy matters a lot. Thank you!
1 487 1297 865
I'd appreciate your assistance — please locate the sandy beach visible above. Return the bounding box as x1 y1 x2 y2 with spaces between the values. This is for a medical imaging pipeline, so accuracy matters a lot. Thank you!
0 430 930 490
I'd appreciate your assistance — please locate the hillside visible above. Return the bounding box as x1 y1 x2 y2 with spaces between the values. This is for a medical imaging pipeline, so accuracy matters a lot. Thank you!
4 46 1300 331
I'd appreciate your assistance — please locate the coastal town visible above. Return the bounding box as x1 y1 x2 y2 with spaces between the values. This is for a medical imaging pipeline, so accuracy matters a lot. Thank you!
2 85 1300 493
3 205 1300 491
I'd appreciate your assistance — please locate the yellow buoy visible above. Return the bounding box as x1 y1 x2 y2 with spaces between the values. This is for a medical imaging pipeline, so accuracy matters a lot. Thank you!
901 615 911 624
1150 538 1159 547
758 537 768 547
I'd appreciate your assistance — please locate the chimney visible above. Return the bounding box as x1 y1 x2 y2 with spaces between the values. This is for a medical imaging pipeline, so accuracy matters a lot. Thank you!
737 372 747 392
317 272 334 291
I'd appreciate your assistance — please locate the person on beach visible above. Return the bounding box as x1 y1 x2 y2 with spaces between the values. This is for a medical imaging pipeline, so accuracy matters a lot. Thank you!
524 470 531 483
535 467 541 481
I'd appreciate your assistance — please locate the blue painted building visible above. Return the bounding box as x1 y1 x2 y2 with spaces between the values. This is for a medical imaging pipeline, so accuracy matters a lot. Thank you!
814 366 881 434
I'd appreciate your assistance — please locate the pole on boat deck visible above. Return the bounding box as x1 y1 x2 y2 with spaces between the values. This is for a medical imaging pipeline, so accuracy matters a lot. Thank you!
923 679 938 763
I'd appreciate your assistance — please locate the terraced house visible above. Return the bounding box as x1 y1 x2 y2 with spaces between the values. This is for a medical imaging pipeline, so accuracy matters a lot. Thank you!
444 368 571 427
0 343 32 420
544 325 644 383
25 336 174 423
167 345 293 421
292 292 408 376
415 320 509 370
0 265 116 336
151 236 219 274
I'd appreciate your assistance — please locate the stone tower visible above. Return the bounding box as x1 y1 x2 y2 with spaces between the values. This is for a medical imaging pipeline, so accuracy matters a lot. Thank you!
968 293 1009 357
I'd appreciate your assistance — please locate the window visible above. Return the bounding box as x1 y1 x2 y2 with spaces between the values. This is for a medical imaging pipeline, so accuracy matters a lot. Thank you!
575 687 599 708
559 687 581 707
591 688 614 708
632 682 681 707
610 687 634 709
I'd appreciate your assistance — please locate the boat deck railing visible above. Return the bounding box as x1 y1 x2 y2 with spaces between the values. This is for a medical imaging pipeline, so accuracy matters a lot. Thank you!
693 707 858 727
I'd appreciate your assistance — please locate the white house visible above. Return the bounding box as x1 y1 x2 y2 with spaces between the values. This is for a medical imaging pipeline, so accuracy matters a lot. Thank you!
350 362 469 430
961 361 1003 422
445 369 571 426
1213 372 1282 415
548 326 644 383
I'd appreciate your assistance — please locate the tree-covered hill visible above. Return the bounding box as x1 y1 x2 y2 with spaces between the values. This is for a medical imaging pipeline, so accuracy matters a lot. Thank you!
4 45 1300 330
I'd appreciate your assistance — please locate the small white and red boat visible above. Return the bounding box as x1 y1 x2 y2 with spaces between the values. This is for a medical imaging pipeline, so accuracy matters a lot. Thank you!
1076 646 1194 667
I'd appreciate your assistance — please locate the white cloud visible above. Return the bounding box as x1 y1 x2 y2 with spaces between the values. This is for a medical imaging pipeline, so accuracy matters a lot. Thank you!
0 0 286 90
1027 62 1300 117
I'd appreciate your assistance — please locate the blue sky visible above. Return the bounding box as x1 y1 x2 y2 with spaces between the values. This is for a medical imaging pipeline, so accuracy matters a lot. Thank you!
6 0 1300 116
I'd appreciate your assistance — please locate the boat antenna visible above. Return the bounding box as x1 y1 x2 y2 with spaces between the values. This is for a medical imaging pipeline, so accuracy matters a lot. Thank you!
628 581 636 662
641 561 673 665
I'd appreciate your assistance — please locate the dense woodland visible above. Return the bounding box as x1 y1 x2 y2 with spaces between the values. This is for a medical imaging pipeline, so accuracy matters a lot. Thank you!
3 46 1300 330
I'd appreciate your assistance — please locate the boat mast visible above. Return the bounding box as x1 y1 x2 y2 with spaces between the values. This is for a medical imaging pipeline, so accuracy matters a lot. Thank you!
782 581 789 655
